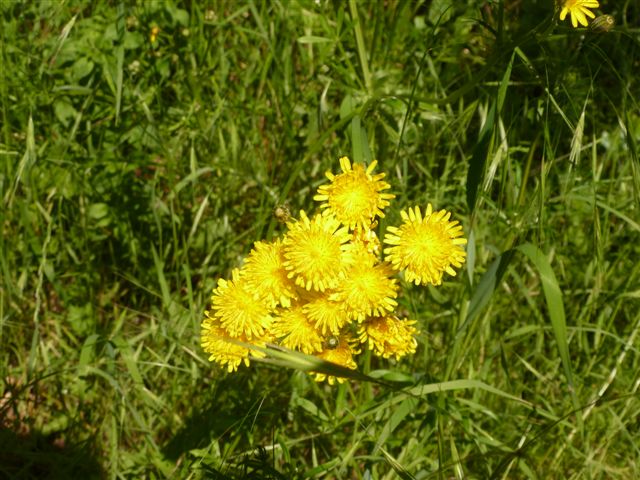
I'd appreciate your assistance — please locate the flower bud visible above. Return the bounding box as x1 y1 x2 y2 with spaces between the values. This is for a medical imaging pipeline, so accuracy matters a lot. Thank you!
590 15 615 32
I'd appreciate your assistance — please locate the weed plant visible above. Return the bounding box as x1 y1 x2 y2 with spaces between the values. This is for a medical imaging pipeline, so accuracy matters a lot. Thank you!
1 1 639 478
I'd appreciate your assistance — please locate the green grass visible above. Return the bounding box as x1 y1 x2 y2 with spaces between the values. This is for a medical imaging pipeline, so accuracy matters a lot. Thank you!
1 1 639 478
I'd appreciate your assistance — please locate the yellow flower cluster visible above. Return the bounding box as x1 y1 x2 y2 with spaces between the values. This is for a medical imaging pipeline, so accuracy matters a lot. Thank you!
201 157 467 383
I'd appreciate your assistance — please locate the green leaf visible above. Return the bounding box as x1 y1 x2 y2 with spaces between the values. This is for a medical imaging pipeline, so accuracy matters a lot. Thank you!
67 303 95 337
374 396 418 452
297 35 332 44
497 52 515 113
54 98 78 127
458 248 515 336
70 56 95 81
516 243 579 413
111 335 144 386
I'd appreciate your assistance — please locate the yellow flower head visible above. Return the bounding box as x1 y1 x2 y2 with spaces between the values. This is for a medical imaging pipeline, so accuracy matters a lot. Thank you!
243 239 297 308
358 315 418 360
314 157 395 230
271 305 324 354
383 205 467 286
312 335 360 385
349 224 382 259
209 268 273 338
559 0 599 28
282 211 351 291
201 315 269 372
342 236 379 268
150 25 160 43
302 291 350 335
330 261 398 321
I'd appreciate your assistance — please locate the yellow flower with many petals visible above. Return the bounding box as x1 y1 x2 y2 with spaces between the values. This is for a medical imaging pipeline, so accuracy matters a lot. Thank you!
331 262 398 321
282 211 351 291
312 335 360 385
243 239 297 308
302 292 349 335
349 224 382 259
358 315 418 360
559 0 599 28
201 315 269 372
342 237 378 268
314 157 395 230
271 305 324 354
209 268 273 338
383 205 467 286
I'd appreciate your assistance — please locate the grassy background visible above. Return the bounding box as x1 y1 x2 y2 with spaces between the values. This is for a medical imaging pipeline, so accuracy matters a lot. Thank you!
1 0 639 478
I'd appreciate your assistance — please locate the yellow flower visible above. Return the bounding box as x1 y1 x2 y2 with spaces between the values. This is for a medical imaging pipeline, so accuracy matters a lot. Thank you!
348 224 382 261
302 292 350 335
271 305 324 354
342 237 378 268
330 261 398 321
243 239 297 308
312 335 360 385
358 315 418 360
314 157 395 230
383 205 467 286
559 0 599 28
209 268 273 338
200 315 269 372
282 211 351 291
150 25 160 43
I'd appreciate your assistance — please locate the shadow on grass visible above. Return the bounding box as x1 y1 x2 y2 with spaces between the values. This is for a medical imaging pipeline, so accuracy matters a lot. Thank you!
0 427 102 480
163 373 286 458
162 371 293 477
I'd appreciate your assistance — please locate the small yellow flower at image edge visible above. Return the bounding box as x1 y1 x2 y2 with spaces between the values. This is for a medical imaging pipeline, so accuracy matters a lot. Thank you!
559 0 600 28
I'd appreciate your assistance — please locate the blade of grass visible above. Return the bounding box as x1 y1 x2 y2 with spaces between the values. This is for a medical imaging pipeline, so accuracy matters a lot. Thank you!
151 244 171 310
457 249 515 336
467 51 514 214
348 0 372 93
373 395 418 453
466 101 496 213
517 243 580 421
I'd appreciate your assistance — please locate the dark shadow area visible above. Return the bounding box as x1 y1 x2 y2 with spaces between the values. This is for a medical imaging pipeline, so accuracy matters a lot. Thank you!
0 428 102 480
162 371 292 463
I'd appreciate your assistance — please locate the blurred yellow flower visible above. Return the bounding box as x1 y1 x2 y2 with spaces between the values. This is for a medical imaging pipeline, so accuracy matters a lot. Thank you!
209 268 273 338
560 0 599 28
150 25 160 43
314 157 395 230
303 292 349 335
283 210 351 291
312 336 360 385
201 315 269 372
331 261 398 320
271 305 324 354
243 239 297 308
348 225 382 260
358 315 418 360
384 205 467 286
